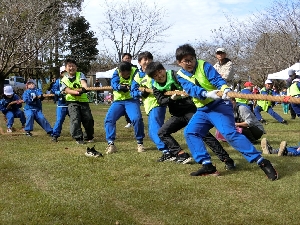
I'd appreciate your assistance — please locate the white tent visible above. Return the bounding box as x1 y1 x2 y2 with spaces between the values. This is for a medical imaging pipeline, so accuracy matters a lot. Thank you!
96 68 117 79
267 62 300 80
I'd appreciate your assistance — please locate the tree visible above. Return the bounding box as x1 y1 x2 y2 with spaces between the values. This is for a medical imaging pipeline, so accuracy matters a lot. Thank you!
65 16 99 74
98 0 172 62
0 0 83 93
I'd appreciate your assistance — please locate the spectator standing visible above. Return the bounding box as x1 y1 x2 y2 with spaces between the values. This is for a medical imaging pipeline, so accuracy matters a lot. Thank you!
213 47 234 87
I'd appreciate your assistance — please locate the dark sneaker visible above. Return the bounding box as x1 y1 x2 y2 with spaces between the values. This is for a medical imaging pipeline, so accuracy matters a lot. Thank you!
281 120 288 125
25 132 32 137
258 159 278 180
261 138 273 154
278 141 287 156
85 146 103 158
190 163 220 176
51 136 58 142
76 138 85 145
259 119 267 123
175 152 193 164
224 158 236 170
157 152 176 162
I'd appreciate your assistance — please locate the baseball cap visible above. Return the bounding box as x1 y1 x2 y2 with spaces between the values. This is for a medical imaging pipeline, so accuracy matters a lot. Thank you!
4 85 14 95
288 69 295 76
216 48 226 53
265 79 273 84
27 79 36 85
244 81 254 87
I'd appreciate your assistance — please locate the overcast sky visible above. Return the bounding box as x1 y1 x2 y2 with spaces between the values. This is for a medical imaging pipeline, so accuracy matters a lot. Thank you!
81 0 274 55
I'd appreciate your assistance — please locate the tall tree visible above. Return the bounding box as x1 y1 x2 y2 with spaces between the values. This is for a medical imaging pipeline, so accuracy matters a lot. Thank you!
98 0 172 62
65 16 99 74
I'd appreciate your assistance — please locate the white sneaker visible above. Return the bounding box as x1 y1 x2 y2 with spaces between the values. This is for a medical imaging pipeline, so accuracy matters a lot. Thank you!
137 144 145 152
7 128 12 133
106 144 117 154
124 123 132 128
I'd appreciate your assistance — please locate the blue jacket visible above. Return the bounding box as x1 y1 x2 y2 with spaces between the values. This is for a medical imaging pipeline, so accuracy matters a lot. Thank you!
0 94 22 114
52 79 67 106
22 88 43 110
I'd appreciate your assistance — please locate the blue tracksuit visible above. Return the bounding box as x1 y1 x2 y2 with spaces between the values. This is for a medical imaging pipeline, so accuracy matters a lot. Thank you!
290 82 300 117
177 61 262 164
51 79 69 137
22 88 52 134
131 69 168 151
0 94 26 128
104 69 145 143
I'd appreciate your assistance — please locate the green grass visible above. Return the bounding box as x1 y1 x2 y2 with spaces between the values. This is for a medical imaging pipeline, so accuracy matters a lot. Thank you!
1 102 300 225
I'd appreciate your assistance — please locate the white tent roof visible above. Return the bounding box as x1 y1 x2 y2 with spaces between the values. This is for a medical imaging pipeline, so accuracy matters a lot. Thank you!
267 62 300 80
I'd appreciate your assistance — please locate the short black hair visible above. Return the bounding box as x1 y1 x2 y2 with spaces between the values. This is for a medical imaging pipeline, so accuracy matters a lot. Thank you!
145 62 165 78
175 44 196 61
138 51 153 62
122 53 132 59
118 61 132 72
64 58 77 66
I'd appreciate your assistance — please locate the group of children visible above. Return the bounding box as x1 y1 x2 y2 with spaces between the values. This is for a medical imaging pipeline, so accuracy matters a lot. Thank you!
6 44 300 181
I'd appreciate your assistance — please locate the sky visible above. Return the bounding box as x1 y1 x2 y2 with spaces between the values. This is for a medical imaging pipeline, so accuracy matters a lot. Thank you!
81 0 275 55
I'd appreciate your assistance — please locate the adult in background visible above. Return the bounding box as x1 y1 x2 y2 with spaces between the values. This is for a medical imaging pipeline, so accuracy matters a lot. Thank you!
213 47 234 88
230 98 265 144
61 58 94 144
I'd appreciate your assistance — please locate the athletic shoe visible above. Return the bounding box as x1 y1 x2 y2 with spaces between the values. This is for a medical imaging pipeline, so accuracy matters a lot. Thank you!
281 120 288 125
175 152 193 164
278 141 287 156
7 128 12 133
76 138 85 145
261 138 273 154
157 152 176 162
190 163 220 176
124 123 132 128
25 132 32 137
85 146 103 157
259 119 267 123
258 159 278 181
106 143 117 154
224 158 236 170
51 136 58 142
137 144 145 152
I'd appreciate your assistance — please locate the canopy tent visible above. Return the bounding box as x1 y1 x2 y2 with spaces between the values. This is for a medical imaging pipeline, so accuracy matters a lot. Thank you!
267 62 300 80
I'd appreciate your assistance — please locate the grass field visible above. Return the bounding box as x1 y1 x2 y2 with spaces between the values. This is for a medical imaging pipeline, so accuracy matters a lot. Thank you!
1 101 300 225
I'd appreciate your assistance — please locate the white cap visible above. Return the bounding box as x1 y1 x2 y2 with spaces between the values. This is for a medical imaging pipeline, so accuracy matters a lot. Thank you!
296 70 300 76
4 85 14 95
27 79 36 85
265 79 273 84
292 78 300 83
216 48 226 53
60 66 66 73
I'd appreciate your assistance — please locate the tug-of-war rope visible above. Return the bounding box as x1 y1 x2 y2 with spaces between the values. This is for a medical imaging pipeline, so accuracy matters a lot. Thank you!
1 86 299 135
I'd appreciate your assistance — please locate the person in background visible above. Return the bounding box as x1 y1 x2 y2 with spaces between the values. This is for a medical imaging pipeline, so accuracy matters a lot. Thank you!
286 69 299 119
60 58 95 144
280 88 289 114
254 79 287 124
0 85 26 132
22 80 53 137
213 47 234 88
287 78 300 118
230 98 265 144
261 138 300 156
48 77 57 103
235 81 255 112
175 43 277 181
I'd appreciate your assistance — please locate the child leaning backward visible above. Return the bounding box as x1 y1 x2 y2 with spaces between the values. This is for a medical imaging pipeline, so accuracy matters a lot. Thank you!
104 61 145 153
0 85 26 132
22 79 53 137
146 62 235 169
175 44 277 181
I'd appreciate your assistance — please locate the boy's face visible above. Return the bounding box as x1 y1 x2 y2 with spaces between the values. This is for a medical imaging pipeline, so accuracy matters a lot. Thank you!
27 83 35 89
122 55 132 63
65 62 77 76
265 83 272 89
152 69 167 83
120 71 130 79
177 55 196 72
139 57 153 70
